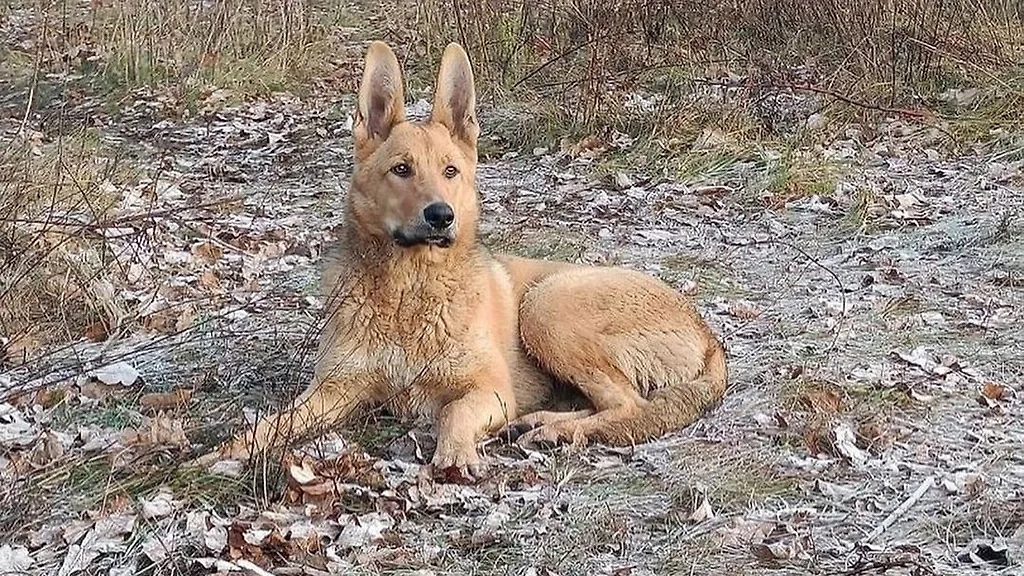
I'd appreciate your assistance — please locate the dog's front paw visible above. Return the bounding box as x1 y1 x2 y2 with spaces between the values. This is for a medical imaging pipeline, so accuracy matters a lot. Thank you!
431 442 487 481
186 436 252 469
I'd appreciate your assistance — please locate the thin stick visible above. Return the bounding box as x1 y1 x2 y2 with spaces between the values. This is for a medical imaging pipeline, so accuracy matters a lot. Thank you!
861 476 935 544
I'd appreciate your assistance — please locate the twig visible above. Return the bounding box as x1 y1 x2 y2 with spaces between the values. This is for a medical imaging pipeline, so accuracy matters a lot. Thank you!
861 476 935 544
776 82 933 119
1 195 245 229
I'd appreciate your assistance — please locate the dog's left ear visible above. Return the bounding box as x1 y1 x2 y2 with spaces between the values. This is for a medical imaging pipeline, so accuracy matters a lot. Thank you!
431 43 478 155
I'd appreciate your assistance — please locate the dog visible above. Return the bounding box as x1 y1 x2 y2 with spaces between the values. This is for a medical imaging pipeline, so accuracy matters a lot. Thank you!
213 41 728 476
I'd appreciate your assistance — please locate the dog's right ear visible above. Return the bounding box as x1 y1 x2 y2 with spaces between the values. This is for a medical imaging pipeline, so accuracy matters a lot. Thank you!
353 41 405 160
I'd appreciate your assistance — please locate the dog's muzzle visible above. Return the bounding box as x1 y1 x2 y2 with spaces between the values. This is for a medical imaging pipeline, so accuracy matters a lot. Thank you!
392 201 456 248
392 225 455 248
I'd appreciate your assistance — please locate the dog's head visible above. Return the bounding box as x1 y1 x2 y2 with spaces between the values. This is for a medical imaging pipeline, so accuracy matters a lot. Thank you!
346 41 480 251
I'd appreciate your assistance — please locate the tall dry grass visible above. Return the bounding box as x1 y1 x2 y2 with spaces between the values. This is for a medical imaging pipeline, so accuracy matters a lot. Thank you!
0 130 130 364
10 0 351 98
406 0 1024 140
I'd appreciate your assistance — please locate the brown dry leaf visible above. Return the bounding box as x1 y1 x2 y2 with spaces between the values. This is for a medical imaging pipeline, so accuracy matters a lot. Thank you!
192 241 224 263
802 417 832 455
798 388 843 414
855 417 893 452
751 541 798 564
142 310 172 333
727 301 762 320
979 382 1010 404
3 331 42 364
78 380 121 400
9 385 68 409
175 306 196 332
225 522 290 566
126 415 189 448
29 430 68 466
562 134 607 159
138 388 194 413
83 321 109 342
199 270 222 290
716 517 777 548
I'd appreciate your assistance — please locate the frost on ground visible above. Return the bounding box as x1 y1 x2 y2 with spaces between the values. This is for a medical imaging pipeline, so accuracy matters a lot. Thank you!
1 85 1023 576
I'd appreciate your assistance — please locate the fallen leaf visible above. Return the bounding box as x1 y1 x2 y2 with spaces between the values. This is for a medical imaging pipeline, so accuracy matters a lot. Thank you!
29 430 71 465
978 382 1013 407
289 460 317 485
140 490 178 519
130 415 189 447
83 321 109 342
688 494 714 523
716 517 777 548
243 527 273 546
470 503 511 546
91 362 140 387
138 388 194 412
0 403 38 448
199 270 222 290
798 388 843 414
192 241 224 263
204 525 229 554
833 423 869 466
337 513 394 548
58 515 136 576
186 510 210 540
141 529 178 563
0 545 33 572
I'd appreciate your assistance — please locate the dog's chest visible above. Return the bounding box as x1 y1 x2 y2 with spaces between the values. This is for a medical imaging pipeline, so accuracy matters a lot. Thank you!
318 282 475 414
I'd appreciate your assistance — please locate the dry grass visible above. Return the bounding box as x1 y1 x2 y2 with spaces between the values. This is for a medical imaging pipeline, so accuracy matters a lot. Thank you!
395 0 1024 152
0 131 132 362
4 0 359 102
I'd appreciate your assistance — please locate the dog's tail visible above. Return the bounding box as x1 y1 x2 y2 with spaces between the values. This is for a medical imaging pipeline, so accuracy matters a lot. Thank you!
589 339 729 445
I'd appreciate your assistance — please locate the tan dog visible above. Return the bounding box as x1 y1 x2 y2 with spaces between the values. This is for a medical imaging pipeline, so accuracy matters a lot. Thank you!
216 41 728 476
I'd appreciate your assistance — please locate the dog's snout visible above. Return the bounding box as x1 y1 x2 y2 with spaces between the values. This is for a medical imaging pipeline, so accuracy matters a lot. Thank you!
423 202 455 229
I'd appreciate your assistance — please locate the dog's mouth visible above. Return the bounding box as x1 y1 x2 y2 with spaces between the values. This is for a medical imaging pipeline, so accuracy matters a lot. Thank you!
392 229 455 248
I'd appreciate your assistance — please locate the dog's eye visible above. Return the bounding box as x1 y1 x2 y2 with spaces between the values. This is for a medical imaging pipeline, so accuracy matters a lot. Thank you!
390 163 412 178
443 165 459 179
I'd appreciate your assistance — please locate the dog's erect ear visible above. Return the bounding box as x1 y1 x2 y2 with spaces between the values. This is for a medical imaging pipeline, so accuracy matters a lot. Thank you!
430 43 478 153
354 41 405 157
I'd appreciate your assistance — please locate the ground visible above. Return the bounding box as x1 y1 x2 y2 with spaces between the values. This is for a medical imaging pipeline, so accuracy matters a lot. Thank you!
2 6 1024 576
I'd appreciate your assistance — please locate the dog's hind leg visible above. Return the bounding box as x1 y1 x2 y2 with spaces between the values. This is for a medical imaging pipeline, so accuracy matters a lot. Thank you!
500 409 595 442
515 267 727 447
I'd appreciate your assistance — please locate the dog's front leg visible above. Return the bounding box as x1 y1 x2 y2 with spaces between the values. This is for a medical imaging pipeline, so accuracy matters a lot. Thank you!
219 376 373 462
432 363 516 477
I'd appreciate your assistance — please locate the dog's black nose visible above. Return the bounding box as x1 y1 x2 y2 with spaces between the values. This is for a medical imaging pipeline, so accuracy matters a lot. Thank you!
423 202 455 229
